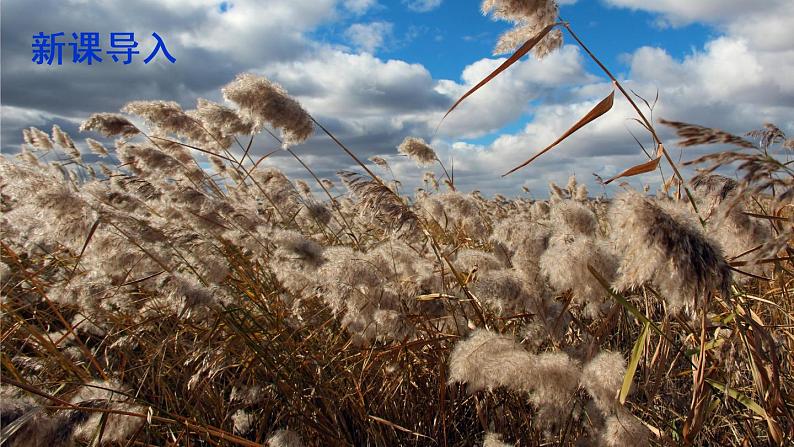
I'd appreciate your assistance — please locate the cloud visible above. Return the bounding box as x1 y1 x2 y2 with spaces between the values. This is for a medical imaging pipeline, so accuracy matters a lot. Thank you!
0 0 339 119
403 0 442 13
602 0 786 26
2 0 793 198
344 21 394 53
343 0 378 15
434 45 595 138
425 28 794 195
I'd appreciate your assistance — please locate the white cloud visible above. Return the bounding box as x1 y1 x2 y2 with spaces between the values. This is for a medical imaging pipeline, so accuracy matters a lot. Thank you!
264 49 445 130
3 0 793 197
434 45 595 138
343 0 378 15
389 0 794 195
181 0 338 61
344 21 394 53
403 0 442 13
602 0 786 27
424 26 794 195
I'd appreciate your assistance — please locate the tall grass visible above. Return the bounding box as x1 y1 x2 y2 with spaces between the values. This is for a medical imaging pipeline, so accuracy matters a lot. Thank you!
2 1 793 446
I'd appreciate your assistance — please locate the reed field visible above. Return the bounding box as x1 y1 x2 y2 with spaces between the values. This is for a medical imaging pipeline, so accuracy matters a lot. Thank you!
1 1 793 446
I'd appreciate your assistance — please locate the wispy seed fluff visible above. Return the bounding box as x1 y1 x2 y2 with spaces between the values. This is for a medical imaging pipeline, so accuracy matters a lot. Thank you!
540 200 617 318
85 138 109 157
122 100 197 137
398 136 437 166
483 432 514 447
580 351 625 413
610 191 731 313
222 73 314 148
470 269 535 315
192 97 253 137
232 410 254 435
80 113 140 138
482 0 562 58
267 429 305 447
26 126 54 150
448 329 534 393
70 380 145 445
52 125 81 159
601 410 651 447
541 234 617 318
691 174 772 277
528 351 582 425
369 155 390 170
448 329 581 424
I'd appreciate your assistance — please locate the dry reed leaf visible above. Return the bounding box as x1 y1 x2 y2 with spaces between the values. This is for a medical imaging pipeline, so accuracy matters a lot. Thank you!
437 23 558 130
415 293 457 301
503 90 615 176
604 143 664 184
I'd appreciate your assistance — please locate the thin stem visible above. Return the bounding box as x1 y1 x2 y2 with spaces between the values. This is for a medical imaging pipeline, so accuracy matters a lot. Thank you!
310 117 382 183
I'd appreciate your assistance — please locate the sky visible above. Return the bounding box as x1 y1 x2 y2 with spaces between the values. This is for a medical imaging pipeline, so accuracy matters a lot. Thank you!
1 0 793 197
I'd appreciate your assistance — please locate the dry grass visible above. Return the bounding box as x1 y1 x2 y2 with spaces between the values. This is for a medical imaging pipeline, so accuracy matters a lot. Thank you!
2 2 794 446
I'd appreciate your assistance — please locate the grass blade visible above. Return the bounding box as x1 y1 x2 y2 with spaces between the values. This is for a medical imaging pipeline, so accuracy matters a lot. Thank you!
706 379 768 419
620 321 649 404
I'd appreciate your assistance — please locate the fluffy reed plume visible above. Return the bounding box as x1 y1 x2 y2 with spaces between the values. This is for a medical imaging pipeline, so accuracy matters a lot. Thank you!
221 73 313 147
482 0 562 58
294 179 312 196
483 432 514 447
580 351 625 412
601 411 651 447
122 100 198 138
70 380 145 444
470 269 534 315
52 125 81 159
369 155 390 170
338 170 417 230
423 171 440 190
529 352 582 424
548 199 597 236
448 330 580 424
398 136 437 166
419 191 487 236
190 97 253 141
539 199 617 317
267 429 305 447
448 329 534 393
85 138 109 157
610 190 731 313
79 113 140 137
541 233 617 318
690 174 772 274
25 126 54 150
660 118 756 149
232 410 253 435
747 123 787 149
455 248 504 272
270 229 324 294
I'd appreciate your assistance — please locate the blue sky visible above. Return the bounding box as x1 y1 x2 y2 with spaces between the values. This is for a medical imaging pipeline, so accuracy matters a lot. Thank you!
313 1 715 78
2 0 793 196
